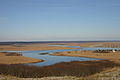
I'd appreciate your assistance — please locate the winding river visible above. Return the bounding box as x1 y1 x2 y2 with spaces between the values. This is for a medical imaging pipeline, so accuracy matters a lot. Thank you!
1 45 120 66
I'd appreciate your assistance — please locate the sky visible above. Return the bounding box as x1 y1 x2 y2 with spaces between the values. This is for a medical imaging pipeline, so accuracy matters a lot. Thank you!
0 0 120 41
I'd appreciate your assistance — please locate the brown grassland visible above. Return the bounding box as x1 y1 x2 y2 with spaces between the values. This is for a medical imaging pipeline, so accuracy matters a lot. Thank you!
67 42 120 48
0 43 74 51
0 52 43 64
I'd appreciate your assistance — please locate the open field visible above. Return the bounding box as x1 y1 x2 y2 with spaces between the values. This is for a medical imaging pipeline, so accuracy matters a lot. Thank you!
97 42 120 48
67 42 120 48
0 52 43 64
0 43 75 51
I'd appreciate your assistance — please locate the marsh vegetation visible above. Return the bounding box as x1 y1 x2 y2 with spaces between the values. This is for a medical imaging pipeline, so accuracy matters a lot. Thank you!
0 60 119 78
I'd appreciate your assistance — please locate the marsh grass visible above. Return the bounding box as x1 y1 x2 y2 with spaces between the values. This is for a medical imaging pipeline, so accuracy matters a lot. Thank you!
0 60 119 78
67 51 71 53
2 52 22 56
39 53 49 55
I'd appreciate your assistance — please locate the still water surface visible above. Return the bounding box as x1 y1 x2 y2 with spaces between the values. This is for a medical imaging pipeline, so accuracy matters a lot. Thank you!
1 45 120 66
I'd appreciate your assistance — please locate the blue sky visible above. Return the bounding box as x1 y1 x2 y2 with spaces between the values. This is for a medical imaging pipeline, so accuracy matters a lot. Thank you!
0 0 120 41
